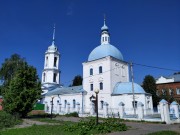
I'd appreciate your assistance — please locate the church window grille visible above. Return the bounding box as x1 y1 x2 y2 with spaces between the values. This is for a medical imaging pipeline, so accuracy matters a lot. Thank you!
132 101 137 108
100 82 103 90
53 73 57 82
54 57 57 67
90 68 93 75
43 73 46 82
64 100 67 108
105 37 107 41
99 66 102 74
100 101 104 109
73 99 76 108
176 88 180 95
90 84 93 91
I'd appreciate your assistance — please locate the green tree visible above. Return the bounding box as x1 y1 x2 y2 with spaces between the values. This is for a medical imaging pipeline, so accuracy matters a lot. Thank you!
0 54 25 86
1 56 41 117
142 75 159 107
72 75 83 86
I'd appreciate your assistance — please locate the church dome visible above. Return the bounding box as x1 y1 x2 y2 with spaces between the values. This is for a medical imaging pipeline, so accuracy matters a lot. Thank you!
88 44 123 61
112 82 146 95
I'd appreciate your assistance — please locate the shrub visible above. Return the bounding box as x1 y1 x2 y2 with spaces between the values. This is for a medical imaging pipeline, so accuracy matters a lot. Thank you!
0 111 22 129
63 118 127 135
65 112 79 117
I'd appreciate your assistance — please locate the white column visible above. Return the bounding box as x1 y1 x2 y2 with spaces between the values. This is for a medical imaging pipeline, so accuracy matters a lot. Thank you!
137 102 144 120
159 99 171 124
170 101 179 119
118 102 125 119
103 102 108 118
44 102 48 112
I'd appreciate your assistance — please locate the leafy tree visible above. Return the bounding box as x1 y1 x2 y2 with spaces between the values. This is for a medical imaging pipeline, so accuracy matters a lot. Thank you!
142 75 159 107
0 54 25 86
1 56 41 117
72 75 83 86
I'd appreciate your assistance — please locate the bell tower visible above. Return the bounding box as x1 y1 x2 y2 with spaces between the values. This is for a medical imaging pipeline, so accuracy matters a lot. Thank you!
42 25 60 87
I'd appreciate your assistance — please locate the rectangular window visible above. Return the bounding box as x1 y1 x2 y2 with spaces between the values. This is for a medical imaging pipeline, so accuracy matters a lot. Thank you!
90 84 93 91
169 89 173 95
54 57 57 67
53 73 57 82
100 82 103 90
162 89 166 95
176 88 180 95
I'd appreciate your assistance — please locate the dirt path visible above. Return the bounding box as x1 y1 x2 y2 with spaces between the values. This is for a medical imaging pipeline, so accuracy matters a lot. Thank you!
14 119 59 129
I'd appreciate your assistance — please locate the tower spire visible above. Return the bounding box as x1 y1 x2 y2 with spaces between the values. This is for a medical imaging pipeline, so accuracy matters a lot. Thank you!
101 15 110 45
104 14 106 26
52 24 56 45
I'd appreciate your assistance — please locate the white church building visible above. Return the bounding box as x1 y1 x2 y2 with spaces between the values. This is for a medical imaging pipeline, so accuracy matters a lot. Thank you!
41 19 153 117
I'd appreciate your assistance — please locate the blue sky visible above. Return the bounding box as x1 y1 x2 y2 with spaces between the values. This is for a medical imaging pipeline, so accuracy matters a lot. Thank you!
0 0 179 86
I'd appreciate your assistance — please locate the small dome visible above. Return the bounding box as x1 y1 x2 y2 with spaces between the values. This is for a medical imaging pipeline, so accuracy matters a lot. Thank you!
101 24 108 31
48 44 57 52
88 44 123 61
112 82 146 95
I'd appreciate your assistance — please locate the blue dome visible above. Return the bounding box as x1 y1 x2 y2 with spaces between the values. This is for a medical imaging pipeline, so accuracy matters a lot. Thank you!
101 24 108 31
88 44 123 61
112 82 146 95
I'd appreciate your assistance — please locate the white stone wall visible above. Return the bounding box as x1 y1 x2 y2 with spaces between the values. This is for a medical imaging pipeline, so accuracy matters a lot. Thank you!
156 76 174 84
83 57 112 112
112 94 153 115
44 93 83 114
110 58 129 92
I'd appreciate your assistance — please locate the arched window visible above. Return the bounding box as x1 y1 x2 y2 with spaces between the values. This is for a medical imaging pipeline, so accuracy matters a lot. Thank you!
90 84 93 91
73 99 76 108
64 100 67 108
46 56 48 67
99 82 103 90
54 57 57 67
53 73 57 82
99 66 102 74
43 73 46 82
90 68 93 75
100 101 104 109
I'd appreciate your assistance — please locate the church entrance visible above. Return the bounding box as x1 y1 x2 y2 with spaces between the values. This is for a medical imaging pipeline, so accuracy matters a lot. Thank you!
89 95 97 113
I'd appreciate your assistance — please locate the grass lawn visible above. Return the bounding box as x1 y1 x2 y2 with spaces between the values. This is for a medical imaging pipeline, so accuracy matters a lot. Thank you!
148 131 180 135
0 125 77 135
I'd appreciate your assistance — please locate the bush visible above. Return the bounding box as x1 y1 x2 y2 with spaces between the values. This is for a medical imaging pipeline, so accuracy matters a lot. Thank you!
0 111 22 129
63 118 127 135
65 112 79 117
